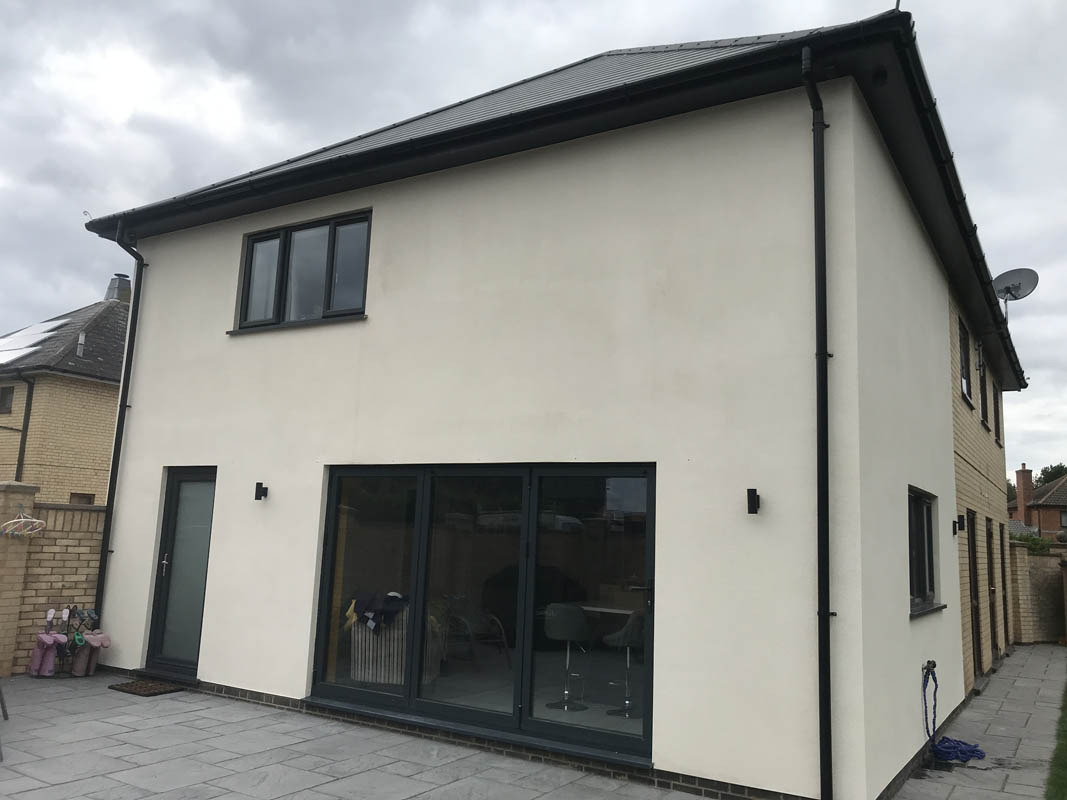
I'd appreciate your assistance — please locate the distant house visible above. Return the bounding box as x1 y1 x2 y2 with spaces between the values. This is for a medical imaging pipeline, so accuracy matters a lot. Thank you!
0 275 129 504
84 10 1028 800
1009 463 1067 539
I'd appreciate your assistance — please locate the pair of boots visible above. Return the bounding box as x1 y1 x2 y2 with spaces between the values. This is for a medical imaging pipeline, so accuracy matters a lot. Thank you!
27 632 68 677
72 631 111 676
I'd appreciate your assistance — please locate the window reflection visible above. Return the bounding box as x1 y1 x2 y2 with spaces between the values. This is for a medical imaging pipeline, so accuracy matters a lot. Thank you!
531 475 648 735
323 475 416 694
285 226 329 321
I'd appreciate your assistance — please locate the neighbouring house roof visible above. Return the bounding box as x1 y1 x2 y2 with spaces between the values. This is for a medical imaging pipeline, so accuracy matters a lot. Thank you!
1008 519 1039 537
83 9 1025 390
1009 474 1067 510
0 301 128 383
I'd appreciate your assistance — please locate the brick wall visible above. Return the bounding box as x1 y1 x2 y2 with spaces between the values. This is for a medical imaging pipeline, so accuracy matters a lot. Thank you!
1010 541 1036 644
19 374 119 504
950 299 1013 693
1007 541 1066 644
0 482 105 676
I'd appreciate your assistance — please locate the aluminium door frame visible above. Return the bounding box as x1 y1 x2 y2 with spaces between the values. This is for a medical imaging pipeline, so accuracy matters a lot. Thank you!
311 463 655 757
986 518 999 658
966 509 982 678
145 465 217 678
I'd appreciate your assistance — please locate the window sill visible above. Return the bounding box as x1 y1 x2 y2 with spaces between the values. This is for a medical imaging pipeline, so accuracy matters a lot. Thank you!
981 420 991 432
227 314 367 336
910 603 947 620
995 438 1003 448
961 392 975 409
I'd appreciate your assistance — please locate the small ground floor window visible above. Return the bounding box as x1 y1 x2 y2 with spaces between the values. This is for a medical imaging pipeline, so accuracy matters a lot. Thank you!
314 464 654 755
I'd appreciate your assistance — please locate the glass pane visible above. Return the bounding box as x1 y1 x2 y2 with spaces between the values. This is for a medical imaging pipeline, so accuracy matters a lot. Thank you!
160 480 216 663
285 226 329 321
419 475 523 713
245 239 279 322
530 474 648 736
330 221 369 312
323 475 417 694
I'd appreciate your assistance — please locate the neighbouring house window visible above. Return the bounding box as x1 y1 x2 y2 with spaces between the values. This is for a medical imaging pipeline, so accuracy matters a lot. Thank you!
993 380 1002 442
909 488 936 612
239 213 370 328
1061 510 1067 529
69 492 95 505
959 320 972 401
0 385 12 414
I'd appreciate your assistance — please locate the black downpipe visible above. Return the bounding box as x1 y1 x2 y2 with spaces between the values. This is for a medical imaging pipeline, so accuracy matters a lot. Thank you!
14 373 35 482
94 219 147 619
802 46 834 800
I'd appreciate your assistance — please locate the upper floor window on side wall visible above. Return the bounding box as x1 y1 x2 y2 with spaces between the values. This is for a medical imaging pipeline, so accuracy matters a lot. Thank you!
239 212 371 329
993 380 1002 443
0 385 13 414
958 319 973 403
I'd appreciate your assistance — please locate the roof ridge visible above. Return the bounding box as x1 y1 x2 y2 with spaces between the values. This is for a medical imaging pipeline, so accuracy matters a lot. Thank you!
602 26 827 56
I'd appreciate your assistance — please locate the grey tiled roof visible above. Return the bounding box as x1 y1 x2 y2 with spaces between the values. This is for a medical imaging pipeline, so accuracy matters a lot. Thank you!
92 13 889 218
0 301 128 383
1008 519 1039 536
1032 474 1067 508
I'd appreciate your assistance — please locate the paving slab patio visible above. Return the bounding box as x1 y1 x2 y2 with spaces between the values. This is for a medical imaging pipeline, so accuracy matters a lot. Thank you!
897 643 1066 799
0 673 698 800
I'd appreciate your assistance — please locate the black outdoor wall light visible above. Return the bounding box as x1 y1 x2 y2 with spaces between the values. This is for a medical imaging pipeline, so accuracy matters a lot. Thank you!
747 488 761 514
254 482 269 500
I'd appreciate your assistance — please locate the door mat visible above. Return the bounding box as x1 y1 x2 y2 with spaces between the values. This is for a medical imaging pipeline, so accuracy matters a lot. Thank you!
108 679 185 697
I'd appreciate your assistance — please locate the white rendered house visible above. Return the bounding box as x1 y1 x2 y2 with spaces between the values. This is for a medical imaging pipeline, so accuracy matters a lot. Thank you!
86 11 1026 799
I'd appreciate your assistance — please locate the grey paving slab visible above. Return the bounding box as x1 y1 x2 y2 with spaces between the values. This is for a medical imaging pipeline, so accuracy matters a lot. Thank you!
10 754 134 784
314 768 434 799
10 776 124 800
314 753 395 778
210 763 333 799
898 643 1065 799
111 757 234 793
200 730 304 756
288 732 392 761
211 747 304 772
112 725 218 750
413 775 543 800
374 740 477 767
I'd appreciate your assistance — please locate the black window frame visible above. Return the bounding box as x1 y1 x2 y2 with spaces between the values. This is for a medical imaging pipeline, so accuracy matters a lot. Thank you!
908 487 938 615
978 350 989 428
992 379 1002 444
0 385 13 414
236 210 372 331
959 319 973 403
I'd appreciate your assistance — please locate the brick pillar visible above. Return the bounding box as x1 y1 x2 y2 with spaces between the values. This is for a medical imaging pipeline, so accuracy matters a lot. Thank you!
1018 463 1034 527
0 481 40 677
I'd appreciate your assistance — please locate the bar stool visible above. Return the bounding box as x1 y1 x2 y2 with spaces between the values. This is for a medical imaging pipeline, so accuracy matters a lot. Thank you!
604 611 644 718
544 603 589 712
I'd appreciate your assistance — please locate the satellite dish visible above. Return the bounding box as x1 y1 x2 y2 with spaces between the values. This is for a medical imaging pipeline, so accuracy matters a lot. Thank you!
992 268 1039 322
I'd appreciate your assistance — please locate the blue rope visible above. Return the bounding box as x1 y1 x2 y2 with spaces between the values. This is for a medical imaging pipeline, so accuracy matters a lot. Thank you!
922 666 985 763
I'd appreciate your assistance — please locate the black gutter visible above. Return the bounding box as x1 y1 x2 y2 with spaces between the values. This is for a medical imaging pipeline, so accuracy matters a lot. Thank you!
802 46 834 800
14 372 34 482
95 219 147 619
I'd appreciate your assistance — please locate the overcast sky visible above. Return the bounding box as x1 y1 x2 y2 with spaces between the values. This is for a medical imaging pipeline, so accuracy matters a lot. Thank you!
1 1 1062 478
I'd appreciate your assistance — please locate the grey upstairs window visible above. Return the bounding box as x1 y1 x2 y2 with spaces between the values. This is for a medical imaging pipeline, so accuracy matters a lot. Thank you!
993 380 1002 442
238 212 371 329
0 386 12 414
908 488 936 613
959 320 972 401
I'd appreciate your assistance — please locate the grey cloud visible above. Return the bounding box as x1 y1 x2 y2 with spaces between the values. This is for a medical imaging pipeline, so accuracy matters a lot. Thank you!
0 0 1063 471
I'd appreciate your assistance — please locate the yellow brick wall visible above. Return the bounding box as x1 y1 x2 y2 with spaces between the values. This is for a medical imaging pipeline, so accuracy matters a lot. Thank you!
11 503 105 672
950 298 1013 693
14 375 119 504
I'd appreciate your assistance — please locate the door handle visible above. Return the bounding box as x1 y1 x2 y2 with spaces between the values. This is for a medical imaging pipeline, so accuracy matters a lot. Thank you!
161 553 170 577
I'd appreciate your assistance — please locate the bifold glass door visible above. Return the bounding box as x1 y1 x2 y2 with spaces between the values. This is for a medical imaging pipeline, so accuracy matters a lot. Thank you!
313 465 653 754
